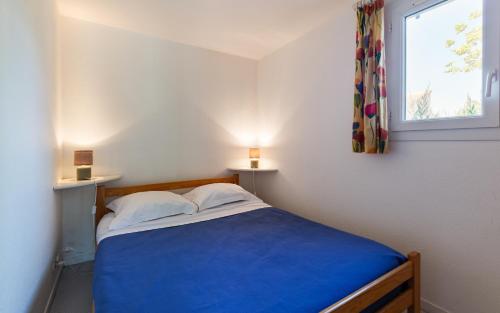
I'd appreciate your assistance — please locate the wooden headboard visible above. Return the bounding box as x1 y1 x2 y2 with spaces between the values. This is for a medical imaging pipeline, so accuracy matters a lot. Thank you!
95 174 240 227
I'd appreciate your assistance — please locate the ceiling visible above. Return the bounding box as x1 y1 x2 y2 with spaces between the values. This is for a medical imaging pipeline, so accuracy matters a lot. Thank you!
57 0 342 60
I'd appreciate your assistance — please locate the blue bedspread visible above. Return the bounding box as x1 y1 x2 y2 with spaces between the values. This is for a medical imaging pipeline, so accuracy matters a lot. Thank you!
94 208 405 313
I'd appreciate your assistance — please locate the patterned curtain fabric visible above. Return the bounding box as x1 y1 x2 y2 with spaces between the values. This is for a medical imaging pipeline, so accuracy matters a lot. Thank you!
352 0 389 154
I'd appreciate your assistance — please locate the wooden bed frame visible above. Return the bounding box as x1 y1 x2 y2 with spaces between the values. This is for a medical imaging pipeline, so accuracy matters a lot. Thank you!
94 174 421 313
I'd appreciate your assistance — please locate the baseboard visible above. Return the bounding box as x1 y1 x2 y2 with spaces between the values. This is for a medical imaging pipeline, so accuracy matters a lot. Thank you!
63 251 95 266
43 264 63 313
422 298 451 313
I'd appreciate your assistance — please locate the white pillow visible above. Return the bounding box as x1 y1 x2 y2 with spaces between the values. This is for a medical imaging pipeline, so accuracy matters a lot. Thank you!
183 183 255 212
107 191 196 230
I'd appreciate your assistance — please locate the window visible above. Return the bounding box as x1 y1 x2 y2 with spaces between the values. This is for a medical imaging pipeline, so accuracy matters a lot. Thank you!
386 0 499 132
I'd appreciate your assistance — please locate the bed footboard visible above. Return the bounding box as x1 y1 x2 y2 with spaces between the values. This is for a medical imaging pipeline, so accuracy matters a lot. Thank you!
321 252 421 313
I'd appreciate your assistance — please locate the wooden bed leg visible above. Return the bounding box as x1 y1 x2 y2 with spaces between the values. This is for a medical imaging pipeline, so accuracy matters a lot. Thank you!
95 186 106 227
408 252 421 313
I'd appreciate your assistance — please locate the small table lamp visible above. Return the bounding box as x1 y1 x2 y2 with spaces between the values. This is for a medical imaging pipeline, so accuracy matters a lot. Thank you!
249 148 260 169
74 150 93 181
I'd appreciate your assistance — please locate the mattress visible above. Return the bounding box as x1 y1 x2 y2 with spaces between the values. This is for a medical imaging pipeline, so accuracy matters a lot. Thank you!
93 205 405 313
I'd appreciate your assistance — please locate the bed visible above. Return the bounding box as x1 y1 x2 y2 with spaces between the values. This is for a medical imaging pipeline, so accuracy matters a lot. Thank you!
93 175 420 313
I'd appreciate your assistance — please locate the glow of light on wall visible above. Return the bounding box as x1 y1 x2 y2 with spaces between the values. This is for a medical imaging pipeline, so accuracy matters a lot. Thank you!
62 126 124 147
229 131 258 148
257 131 274 147
215 121 279 149
59 91 140 147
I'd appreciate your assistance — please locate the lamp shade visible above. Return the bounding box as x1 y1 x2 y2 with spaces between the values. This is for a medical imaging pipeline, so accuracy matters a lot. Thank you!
249 148 260 159
74 150 93 166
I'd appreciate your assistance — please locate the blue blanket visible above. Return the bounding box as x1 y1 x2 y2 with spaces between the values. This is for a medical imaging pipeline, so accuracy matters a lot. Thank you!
94 208 405 313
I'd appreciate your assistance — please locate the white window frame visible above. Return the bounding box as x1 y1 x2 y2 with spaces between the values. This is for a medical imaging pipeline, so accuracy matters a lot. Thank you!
386 0 500 132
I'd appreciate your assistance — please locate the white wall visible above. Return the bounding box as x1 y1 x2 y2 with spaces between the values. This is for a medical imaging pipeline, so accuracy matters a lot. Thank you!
0 1 61 312
256 2 500 313
59 17 258 263
60 16 258 182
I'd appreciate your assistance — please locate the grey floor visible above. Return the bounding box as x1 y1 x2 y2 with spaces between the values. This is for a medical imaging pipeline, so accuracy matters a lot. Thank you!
50 262 94 313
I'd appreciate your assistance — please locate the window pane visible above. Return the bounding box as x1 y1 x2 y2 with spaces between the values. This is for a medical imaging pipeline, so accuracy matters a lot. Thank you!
405 0 483 121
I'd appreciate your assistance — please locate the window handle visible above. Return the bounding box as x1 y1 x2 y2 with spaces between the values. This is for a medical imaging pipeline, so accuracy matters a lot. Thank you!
486 69 498 98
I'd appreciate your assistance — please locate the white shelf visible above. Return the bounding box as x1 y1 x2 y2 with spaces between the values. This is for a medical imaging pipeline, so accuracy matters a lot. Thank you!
53 175 122 191
227 168 278 173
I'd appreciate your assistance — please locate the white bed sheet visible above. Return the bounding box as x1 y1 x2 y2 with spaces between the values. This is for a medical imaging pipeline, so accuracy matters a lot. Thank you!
96 199 271 244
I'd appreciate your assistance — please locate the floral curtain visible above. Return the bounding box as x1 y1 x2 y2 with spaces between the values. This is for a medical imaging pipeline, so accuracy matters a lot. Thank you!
352 0 389 154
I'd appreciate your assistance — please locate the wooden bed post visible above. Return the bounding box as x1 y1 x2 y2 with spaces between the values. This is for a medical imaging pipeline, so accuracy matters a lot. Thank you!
320 251 421 313
233 173 240 185
408 252 421 313
95 185 107 227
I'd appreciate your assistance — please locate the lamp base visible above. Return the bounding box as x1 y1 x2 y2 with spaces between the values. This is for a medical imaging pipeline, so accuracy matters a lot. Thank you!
250 160 259 169
76 167 92 181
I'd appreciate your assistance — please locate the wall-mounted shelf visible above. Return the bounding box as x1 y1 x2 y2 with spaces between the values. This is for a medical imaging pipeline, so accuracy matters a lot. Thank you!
227 168 278 173
53 175 122 191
